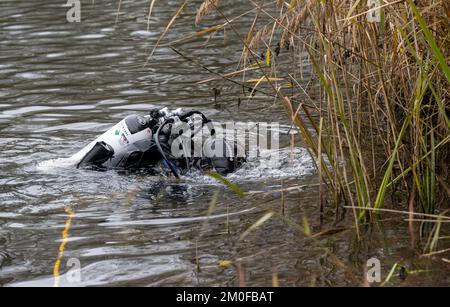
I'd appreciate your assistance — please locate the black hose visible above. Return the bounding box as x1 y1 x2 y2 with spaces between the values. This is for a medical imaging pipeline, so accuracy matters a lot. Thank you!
154 118 180 179
154 110 214 179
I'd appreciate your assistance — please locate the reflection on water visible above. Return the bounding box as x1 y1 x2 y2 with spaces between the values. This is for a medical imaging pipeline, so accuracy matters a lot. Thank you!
0 0 448 287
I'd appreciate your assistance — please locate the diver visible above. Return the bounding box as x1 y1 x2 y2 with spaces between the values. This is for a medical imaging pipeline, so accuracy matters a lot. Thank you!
70 108 245 178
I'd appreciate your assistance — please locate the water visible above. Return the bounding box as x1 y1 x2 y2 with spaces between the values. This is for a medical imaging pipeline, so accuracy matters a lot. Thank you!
0 0 448 287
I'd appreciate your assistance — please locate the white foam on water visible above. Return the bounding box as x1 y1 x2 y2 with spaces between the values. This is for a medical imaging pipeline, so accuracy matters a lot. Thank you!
229 147 315 181
184 147 315 185
36 157 78 173
36 146 315 184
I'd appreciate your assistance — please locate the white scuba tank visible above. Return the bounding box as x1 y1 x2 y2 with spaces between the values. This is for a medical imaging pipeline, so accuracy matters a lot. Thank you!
71 108 183 169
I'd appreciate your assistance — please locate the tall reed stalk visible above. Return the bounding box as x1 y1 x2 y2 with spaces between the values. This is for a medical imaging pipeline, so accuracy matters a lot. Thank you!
144 0 449 245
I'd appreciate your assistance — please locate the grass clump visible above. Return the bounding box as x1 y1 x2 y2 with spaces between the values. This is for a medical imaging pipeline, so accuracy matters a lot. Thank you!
139 0 449 245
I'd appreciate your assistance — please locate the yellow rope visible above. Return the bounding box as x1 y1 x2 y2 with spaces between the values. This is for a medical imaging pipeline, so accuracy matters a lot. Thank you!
53 208 75 287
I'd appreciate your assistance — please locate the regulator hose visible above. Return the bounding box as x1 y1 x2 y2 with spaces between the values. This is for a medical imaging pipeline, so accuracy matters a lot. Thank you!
154 111 214 179
155 118 179 178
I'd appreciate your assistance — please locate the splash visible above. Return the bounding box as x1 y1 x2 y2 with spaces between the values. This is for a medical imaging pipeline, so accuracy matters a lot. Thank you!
37 147 315 184
36 157 78 172
184 147 315 184
228 147 315 181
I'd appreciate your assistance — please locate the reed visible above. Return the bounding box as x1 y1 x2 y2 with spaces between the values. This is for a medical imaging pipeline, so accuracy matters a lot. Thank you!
227 0 450 237
196 0 220 25
144 0 449 247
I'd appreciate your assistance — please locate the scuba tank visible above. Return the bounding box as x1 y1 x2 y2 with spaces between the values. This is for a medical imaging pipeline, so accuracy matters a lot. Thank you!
70 108 245 176
71 108 178 170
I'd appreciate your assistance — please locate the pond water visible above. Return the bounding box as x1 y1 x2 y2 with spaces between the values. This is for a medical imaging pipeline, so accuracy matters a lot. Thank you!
0 0 448 286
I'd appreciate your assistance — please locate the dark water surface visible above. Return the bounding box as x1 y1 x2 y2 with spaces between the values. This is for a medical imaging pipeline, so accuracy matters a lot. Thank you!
0 0 448 286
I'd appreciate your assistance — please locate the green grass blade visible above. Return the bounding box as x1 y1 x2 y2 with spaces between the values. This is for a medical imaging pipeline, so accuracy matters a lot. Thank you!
407 0 450 83
374 111 412 209
206 171 245 197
